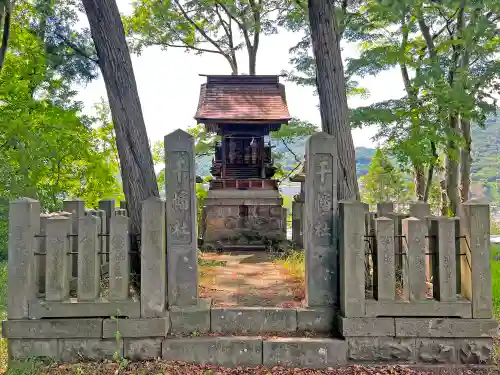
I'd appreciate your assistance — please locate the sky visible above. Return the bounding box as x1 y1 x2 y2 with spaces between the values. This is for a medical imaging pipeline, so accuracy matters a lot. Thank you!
74 1 407 149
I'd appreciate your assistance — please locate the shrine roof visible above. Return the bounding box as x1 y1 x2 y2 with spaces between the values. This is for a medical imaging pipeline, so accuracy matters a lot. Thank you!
194 75 292 124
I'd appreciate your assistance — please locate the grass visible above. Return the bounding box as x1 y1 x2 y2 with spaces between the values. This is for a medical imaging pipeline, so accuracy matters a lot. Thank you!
275 250 305 281
491 244 500 319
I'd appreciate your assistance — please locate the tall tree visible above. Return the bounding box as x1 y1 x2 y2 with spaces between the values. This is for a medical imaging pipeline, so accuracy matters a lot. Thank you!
0 0 13 73
307 0 359 199
82 0 159 235
125 0 284 75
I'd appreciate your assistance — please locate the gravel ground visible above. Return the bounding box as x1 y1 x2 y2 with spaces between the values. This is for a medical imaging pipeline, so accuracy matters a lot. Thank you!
38 361 498 375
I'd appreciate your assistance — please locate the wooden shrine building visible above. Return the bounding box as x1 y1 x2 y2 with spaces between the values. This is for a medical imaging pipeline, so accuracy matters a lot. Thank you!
195 75 291 250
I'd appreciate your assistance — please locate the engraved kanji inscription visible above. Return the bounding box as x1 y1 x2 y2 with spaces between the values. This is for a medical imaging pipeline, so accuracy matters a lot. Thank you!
172 190 189 211
171 220 190 238
316 158 332 185
317 192 333 212
314 222 331 237
173 153 188 184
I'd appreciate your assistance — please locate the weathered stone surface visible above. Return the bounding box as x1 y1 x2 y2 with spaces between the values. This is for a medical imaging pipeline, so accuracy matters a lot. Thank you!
140 197 166 318
211 307 297 334
215 337 263 367
403 217 427 301
77 215 100 301
296 306 335 333
45 216 71 302
263 338 347 368
430 217 458 301
462 202 492 318
394 318 498 337
339 201 366 317
162 337 216 364
125 338 162 361
291 201 303 248
304 132 338 307
63 200 85 280
364 299 472 318
108 214 130 301
3 319 102 339
374 217 396 301
376 202 394 217
59 339 122 362
415 338 457 364
8 199 40 319
29 299 140 319
456 338 493 364
165 129 199 306
409 202 430 219
169 299 211 334
103 317 169 338
162 337 262 366
8 339 58 360
347 337 415 362
338 317 395 337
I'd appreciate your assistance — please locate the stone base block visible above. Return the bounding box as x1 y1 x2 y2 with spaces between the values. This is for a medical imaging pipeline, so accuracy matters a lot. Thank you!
8 339 58 360
162 336 262 367
169 299 211 335
347 337 494 365
125 338 162 361
59 339 122 363
394 318 498 337
103 317 169 338
365 299 472 318
338 317 395 337
211 307 297 334
29 299 140 319
262 337 347 368
296 307 335 333
3 319 102 339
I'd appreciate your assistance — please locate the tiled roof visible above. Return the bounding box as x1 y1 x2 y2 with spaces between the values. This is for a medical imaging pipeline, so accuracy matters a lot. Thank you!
194 75 292 123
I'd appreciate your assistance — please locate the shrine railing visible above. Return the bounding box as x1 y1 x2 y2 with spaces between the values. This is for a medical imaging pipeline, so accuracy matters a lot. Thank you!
209 179 278 190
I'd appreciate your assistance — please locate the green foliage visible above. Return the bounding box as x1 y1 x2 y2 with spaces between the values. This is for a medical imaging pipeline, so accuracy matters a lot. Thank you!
0 3 122 212
491 245 500 318
360 149 413 207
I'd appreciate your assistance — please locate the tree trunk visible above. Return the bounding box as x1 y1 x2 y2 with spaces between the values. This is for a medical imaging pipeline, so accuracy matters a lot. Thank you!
414 164 425 201
307 0 359 200
82 0 159 237
460 118 471 202
0 1 12 74
248 46 257 75
445 115 460 216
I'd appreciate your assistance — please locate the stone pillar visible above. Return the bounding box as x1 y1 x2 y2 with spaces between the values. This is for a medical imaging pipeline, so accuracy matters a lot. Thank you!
140 197 166 317
304 132 338 307
7 198 40 319
462 201 492 318
377 202 394 217
96 210 108 269
165 129 199 306
36 214 51 296
45 216 71 302
374 217 395 301
430 218 457 302
339 201 366 317
292 201 303 248
63 199 85 282
403 218 427 301
99 199 115 264
77 215 100 301
109 213 130 301
409 201 430 219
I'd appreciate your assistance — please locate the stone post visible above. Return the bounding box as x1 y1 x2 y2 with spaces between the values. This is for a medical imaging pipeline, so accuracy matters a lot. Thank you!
430 218 458 302
462 201 492 318
292 201 303 247
165 129 199 306
77 214 100 301
403 218 427 301
141 197 166 317
409 201 430 219
63 199 85 282
374 217 395 301
36 214 51 296
377 202 394 217
7 198 40 319
96 210 108 270
45 216 71 302
339 201 366 317
304 132 338 307
109 213 130 301
99 199 115 263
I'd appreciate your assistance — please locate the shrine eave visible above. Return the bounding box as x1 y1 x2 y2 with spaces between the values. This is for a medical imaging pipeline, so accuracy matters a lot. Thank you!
196 118 291 124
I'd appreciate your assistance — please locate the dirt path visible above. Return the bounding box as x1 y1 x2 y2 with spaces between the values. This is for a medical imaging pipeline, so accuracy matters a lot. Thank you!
198 252 304 307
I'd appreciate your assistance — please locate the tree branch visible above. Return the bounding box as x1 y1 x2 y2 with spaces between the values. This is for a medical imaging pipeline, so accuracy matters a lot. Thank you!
0 1 12 74
54 32 99 64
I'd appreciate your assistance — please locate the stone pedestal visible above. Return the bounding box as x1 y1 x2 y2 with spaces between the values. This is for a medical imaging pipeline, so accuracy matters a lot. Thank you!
202 189 285 249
